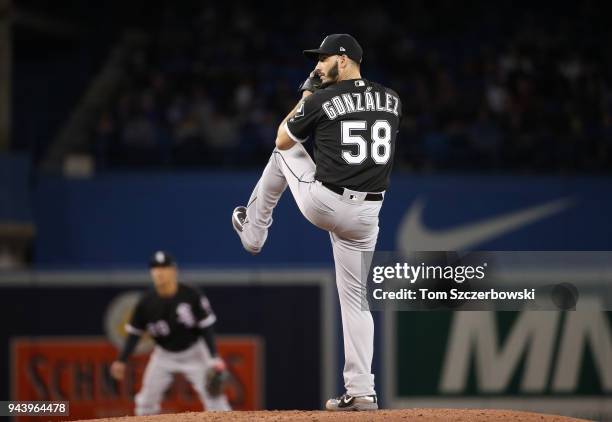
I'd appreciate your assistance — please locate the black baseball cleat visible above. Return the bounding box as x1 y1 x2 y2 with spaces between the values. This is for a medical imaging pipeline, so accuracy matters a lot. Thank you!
325 393 378 411
231 206 261 255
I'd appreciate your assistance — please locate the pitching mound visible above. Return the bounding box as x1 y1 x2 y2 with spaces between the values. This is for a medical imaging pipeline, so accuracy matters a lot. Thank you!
83 408 590 422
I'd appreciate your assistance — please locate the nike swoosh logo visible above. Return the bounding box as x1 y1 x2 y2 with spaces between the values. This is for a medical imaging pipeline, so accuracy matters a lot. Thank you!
342 396 353 404
397 197 574 252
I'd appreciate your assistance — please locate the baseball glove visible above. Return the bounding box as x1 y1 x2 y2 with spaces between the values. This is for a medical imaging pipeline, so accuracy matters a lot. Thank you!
206 361 229 396
298 74 323 94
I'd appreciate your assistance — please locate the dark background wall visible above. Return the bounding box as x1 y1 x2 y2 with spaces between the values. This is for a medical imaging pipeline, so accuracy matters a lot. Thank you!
33 173 612 268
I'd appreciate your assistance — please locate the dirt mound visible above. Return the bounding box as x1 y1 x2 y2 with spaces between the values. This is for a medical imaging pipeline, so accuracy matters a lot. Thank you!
82 408 591 422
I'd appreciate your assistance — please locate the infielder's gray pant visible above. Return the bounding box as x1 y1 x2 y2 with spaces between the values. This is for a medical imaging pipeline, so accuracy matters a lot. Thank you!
244 144 381 397
135 339 231 415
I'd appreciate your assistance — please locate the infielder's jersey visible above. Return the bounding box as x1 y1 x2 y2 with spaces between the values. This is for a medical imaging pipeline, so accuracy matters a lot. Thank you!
126 283 216 352
286 78 401 192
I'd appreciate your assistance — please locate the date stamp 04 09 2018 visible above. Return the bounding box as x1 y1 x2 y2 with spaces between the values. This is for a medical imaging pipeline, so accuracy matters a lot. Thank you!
0 401 69 416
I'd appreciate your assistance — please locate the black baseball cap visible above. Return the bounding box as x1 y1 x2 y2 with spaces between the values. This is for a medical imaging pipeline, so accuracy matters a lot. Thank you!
303 34 363 64
149 250 176 268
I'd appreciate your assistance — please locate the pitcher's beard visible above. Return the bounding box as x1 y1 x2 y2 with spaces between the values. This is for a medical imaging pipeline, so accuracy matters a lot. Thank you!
323 62 339 85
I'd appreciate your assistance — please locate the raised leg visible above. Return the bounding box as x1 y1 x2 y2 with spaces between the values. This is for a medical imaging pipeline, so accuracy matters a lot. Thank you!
239 144 317 250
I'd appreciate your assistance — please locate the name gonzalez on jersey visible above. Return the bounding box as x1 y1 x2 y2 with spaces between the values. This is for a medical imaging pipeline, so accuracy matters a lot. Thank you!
322 88 400 120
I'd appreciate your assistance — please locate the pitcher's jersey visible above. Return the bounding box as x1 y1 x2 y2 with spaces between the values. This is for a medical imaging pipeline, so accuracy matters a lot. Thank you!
125 283 216 352
285 78 401 192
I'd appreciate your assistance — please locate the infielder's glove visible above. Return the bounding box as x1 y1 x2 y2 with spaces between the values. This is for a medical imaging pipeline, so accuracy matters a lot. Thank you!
206 358 229 396
298 74 323 93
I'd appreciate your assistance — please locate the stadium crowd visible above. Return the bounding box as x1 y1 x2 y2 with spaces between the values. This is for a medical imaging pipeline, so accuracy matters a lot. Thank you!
92 2 612 173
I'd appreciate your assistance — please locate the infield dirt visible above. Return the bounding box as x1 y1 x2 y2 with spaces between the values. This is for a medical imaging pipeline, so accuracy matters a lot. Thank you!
81 408 592 421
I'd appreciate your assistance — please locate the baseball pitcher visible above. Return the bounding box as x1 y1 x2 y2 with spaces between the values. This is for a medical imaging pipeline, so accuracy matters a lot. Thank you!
232 34 401 410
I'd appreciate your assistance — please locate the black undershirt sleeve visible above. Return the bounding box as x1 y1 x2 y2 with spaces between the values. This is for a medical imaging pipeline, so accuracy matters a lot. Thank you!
200 325 217 357
118 333 140 362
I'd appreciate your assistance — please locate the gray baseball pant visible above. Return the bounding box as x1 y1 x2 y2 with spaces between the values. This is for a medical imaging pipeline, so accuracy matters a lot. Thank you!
243 144 381 397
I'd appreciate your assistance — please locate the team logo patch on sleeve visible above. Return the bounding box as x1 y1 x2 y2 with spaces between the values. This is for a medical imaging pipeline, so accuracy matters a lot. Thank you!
293 101 305 119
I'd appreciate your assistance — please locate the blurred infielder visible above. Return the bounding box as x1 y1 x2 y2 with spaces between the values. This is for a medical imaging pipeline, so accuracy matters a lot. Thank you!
110 251 231 414
232 34 401 410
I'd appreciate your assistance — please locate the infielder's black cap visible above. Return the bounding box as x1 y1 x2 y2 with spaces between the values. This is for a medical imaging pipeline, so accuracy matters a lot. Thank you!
303 34 363 64
149 250 176 268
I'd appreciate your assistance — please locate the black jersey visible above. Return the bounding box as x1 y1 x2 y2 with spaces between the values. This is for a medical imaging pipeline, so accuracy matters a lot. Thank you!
286 79 401 192
125 283 216 352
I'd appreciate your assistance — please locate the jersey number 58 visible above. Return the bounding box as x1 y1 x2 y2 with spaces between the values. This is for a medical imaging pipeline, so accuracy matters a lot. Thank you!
341 120 392 165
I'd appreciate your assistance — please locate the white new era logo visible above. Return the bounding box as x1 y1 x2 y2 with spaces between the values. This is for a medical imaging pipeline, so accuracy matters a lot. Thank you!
339 46 346 52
